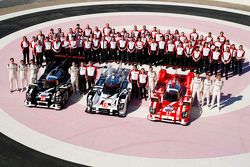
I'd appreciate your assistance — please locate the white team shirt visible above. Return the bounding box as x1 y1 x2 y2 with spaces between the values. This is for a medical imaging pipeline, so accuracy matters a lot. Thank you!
138 74 147 84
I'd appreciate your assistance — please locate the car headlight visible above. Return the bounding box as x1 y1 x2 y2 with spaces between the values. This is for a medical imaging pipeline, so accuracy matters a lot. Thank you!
118 103 124 110
87 100 93 106
149 107 156 114
182 111 188 118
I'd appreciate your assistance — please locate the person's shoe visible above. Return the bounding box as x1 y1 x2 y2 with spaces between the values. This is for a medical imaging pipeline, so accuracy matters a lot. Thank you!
10 89 14 93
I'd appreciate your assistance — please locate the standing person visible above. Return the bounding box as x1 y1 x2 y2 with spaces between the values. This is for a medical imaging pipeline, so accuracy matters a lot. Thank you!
138 68 148 100
44 37 53 65
29 59 39 84
83 24 92 38
118 36 127 63
210 74 223 111
217 31 227 44
135 37 144 65
201 73 213 107
84 37 92 62
100 36 109 64
7 58 19 93
86 61 97 90
221 47 232 80
192 47 202 72
103 23 112 36
230 44 237 73
210 47 221 76
148 66 157 99
68 61 79 93
127 37 136 64
190 28 199 41
109 37 118 61
158 36 166 65
21 36 30 64
184 41 194 69
92 35 100 63
79 62 87 94
52 37 62 61
202 43 211 72
176 43 184 69
128 65 140 99
34 40 44 67
148 38 158 66
19 60 28 92
235 45 245 76
191 72 202 104
69 36 78 56
93 26 102 39
30 36 37 61
166 40 176 67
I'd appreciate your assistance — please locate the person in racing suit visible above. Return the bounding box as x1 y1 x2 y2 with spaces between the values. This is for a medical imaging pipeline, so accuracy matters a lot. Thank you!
129 65 140 99
29 59 39 84
191 72 202 104
210 74 223 110
201 73 213 107
147 66 157 100
68 61 79 93
19 60 28 92
7 58 19 93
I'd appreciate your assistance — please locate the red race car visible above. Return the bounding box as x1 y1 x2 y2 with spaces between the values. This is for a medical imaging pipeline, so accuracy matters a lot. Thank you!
148 69 194 125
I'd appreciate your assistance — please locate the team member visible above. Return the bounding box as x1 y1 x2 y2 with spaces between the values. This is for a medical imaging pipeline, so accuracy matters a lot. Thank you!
217 31 226 44
76 36 84 59
221 47 232 80
190 28 199 41
191 72 202 104
34 40 44 67
138 68 148 100
235 45 245 76
166 40 176 66
74 23 83 34
86 61 97 90
21 36 30 64
210 47 221 76
184 41 194 69
148 66 157 99
204 32 213 44
67 28 75 41
192 47 202 72
135 37 144 64
176 43 184 68
158 36 166 65
148 38 158 65
52 37 62 58
69 36 78 56
118 36 127 63
68 61 79 93
79 62 87 94
83 24 92 38
19 60 28 91
230 44 237 73
7 58 19 93
44 37 53 64
109 37 117 61
93 26 102 39
103 23 112 36
127 37 136 64
210 74 223 110
92 35 100 63
29 59 39 84
84 37 92 62
202 43 211 72
129 65 140 98
100 36 109 64
201 73 212 107
131 25 140 39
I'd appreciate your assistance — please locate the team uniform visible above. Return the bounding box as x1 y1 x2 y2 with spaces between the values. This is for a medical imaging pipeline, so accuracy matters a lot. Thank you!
201 78 212 106
192 50 202 72
221 51 232 80
68 65 79 93
19 63 28 90
34 43 44 67
135 40 144 64
21 40 30 64
202 46 211 72
129 69 140 98
210 51 221 76
29 63 39 84
210 79 223 110
100 39 109 63
127 40 136 63
44 40 53 64
7 63 19 91
191 76 202 104
235 49 245 76
86 65 97 90
79 65 87 94
148 42 158 65
138 73 148 99
148 70 157 99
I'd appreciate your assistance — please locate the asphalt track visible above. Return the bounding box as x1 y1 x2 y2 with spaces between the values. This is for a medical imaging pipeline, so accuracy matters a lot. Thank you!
0 2 250 167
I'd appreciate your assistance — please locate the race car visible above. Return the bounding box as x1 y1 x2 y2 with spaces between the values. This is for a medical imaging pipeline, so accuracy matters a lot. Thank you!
148 69 194 125
25 60 73 110
85 66 132 117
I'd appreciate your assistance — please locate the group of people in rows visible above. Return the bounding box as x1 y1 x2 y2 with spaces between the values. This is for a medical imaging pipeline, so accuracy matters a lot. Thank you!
20 24 245 81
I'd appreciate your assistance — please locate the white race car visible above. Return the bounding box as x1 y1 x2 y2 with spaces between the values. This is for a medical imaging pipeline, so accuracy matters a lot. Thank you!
85 66 132 117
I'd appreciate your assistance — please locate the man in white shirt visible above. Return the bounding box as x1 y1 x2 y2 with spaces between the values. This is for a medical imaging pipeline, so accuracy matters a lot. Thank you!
129 65 140 98
68 61 79 93
191 72 203 105
86 61 97 90
79 62 87 94
148 66 157 99
138 68 148 100
235 45 245 76
201 73 212 107
221 47 231 80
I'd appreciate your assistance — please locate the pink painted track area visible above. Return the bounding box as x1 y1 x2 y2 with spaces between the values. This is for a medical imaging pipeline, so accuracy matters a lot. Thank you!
0 13 250 159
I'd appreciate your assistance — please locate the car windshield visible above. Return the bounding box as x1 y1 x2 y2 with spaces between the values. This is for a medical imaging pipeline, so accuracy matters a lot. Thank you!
163 90 179 102
102 84 120 95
